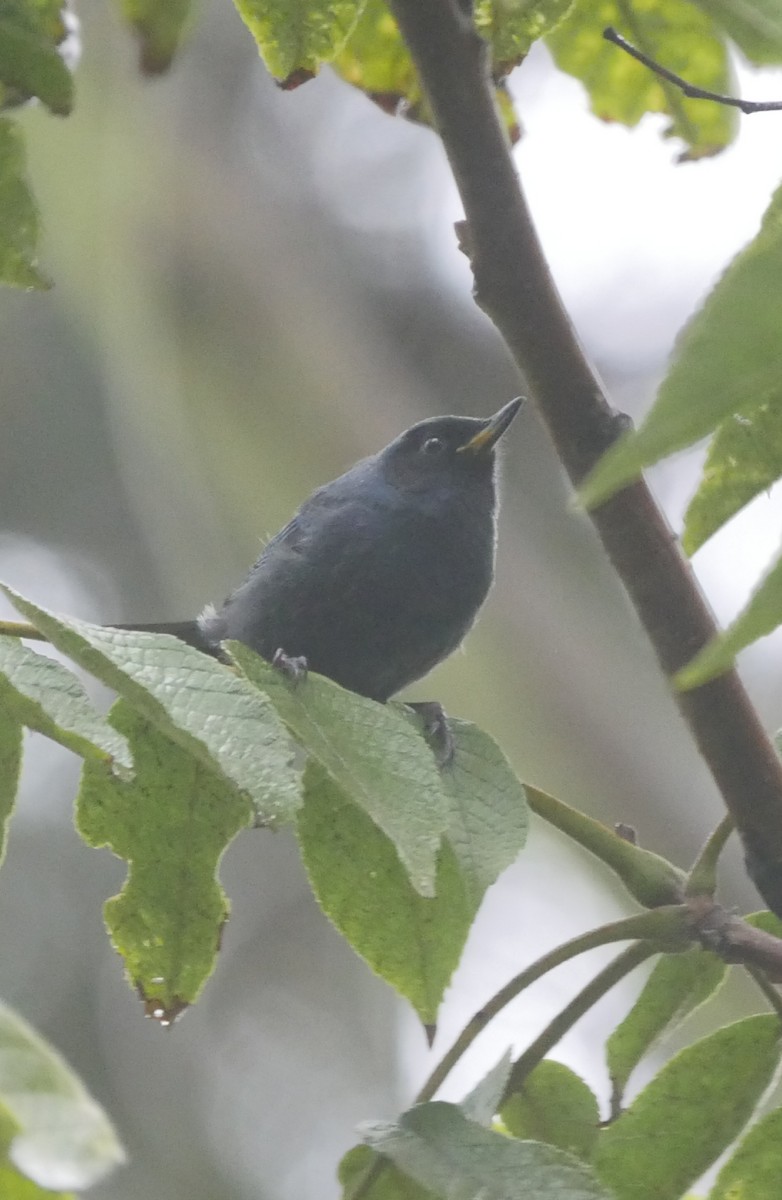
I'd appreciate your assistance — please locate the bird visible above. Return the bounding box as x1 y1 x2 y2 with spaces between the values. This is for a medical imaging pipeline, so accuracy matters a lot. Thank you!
116 398 521 704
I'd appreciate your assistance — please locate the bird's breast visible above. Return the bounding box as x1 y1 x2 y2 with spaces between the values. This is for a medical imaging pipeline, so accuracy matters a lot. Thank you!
353 496 496 618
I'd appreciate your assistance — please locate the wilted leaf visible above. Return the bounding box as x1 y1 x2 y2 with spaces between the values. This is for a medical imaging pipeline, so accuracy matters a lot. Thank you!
78 700 253 1020
297 761 471 1024
595 1015 782 1200
0 999 125 1190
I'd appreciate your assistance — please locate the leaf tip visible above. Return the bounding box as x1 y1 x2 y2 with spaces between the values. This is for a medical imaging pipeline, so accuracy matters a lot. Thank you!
142 993 189 1027
673 650 730 691
577 436 640 509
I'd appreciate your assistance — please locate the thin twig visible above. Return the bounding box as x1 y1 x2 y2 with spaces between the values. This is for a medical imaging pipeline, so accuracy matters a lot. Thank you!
388 0 782 916
503 942 655 1100
0 621 47 641
604 27 782 115
416 908 685 1105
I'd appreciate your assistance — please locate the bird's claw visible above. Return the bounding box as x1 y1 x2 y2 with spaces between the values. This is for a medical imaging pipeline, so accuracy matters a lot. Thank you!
408 701 454 768
272 648 309 686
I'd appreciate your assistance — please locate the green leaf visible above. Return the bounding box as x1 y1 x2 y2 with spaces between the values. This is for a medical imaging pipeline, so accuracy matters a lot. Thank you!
675 548 782 689
0 715 22 867
580 182 782 508
119 0 194 73
698 0 782 65
683 402 782 554
0 636 132 775
595 1014 782 1200
606 947 727 1103
0 1162 74 1200
709 1104 782 1199
500 1060 600 1161
333 0 417 96
331 0 535 140
232 0 364 81
230 644 447 896
3 588 301 825
0 2 74 115
339 1145 436 1200
438 720 528 909
0 998 125 1190
0 118 48 289
548 0 735 161
297 761 471 1024
362 1101 613 1199
461 1051 513 1126
475 0 575 69
78 700 253 1020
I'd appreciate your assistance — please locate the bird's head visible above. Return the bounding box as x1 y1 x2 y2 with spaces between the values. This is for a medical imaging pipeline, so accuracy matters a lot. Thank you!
379 398 522 500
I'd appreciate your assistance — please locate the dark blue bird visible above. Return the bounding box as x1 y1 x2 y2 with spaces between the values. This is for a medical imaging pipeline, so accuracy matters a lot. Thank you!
121 399 521 702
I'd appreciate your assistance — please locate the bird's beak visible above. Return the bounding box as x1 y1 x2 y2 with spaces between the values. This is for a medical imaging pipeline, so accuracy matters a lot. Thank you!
458 397 523 455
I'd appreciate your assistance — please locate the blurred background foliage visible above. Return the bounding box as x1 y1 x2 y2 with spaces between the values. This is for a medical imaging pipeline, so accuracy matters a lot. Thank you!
3 2 782 1197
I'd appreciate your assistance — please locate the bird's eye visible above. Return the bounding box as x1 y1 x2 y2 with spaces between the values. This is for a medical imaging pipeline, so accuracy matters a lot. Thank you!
421 437 445 456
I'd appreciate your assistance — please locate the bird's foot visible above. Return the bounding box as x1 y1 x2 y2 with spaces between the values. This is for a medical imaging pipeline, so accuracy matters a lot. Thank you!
408 701 454 768
272 648 309 687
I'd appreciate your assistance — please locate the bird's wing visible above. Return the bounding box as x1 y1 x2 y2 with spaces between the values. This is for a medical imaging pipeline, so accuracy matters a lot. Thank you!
262 514 305 555
259 478 361 559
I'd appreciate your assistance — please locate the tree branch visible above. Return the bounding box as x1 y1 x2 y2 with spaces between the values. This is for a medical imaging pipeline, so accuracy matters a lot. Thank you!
386 0 782 914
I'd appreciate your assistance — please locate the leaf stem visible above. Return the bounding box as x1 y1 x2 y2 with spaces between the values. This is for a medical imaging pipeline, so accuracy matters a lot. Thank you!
415 907 687 1104
686 815 734 897
502 941 656 1100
